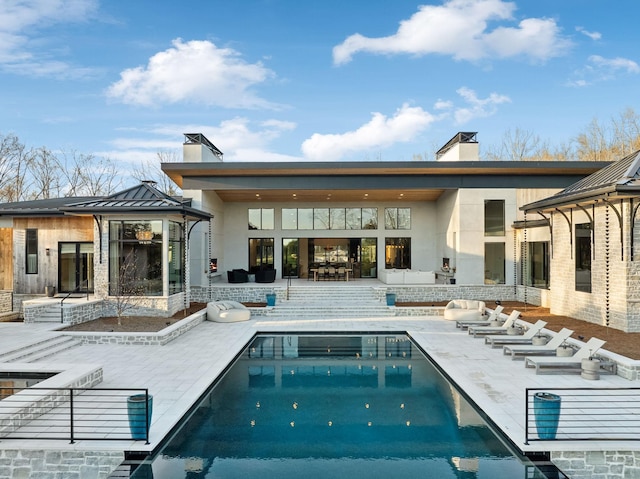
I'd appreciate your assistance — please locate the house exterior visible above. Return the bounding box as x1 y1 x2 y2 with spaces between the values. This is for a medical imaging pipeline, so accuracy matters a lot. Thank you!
5 131 637 332
0 182 211 318
162 132 614 321
519 150 640 332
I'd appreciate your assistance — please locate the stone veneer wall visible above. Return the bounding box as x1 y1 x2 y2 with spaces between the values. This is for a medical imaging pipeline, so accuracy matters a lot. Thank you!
0 450 124 479
549 202 640 332
61 300 104 325
0 291 11 313
551 450 640 479
377 285 518 304
194 285 286 304
67 310 207 346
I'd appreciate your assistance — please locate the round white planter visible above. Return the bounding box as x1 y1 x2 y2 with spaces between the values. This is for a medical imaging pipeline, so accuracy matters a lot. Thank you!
556 346 573 357
532 336 548 346
581 358 601 380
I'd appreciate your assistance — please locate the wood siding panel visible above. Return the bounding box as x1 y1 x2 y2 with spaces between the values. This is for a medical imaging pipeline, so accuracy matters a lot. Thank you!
0 228 12 290
13 217 94 294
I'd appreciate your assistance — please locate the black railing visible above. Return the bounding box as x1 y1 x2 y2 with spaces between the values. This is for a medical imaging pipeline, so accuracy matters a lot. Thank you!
525 387 640 443
0 387 151 444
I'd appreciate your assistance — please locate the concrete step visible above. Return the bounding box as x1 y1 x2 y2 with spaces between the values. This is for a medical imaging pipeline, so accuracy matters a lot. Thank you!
30 305 63 323
0 336 82 363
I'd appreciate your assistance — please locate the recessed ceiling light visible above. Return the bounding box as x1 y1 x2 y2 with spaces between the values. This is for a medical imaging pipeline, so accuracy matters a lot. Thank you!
400 193 404 197
292 193 297 197
364 193 369 197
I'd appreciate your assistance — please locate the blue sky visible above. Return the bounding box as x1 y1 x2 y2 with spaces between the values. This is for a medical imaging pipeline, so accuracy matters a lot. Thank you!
1 0 639 167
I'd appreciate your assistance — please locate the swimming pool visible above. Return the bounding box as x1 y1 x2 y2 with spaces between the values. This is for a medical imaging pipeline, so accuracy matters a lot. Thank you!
129 333 561 478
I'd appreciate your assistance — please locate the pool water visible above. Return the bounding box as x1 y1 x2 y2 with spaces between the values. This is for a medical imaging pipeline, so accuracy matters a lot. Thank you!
131 334 557 478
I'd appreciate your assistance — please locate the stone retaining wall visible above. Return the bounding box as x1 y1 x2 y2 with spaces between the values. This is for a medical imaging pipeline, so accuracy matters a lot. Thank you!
0 449 124 479
65 310 207 346
551 450 640 479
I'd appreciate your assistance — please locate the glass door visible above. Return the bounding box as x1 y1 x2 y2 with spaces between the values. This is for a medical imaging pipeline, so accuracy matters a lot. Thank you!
59 242 94 293
282 238 299 277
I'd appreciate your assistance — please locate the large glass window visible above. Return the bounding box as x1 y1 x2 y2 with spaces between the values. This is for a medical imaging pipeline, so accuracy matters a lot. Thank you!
313 208 330 229
298 209 314 230
248 208 274 230
168 221 184 294
109 220 163 296
25 229 38 274
282 209 297 230
249 238 274 272
385 208 411 230
385 238 411 269
282 208 378 230
575 223 592 293
362 208 378 229
525 241 549 289
329 209 346 230
485 200 505 236
484 242 505 284
345 208 362 230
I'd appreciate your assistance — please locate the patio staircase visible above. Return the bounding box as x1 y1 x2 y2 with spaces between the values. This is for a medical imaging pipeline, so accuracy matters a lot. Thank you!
265 284 393 319
0 335 82 363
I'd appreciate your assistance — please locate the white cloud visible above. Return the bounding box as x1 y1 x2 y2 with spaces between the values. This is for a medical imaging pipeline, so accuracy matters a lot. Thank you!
588 55 640 74
301 104 435 161
453 87 511 124
333 0 571 65
576 26 601 41
568 54 640 87
106 39 277 109
105 117 300 164
0 0 98 78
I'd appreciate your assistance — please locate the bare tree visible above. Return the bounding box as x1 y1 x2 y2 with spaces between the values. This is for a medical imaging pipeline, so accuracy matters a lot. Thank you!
27 147 64 199
132 151 181 196
484 128 546 161
111 250 146 326
76 154 123 196
0 133 33 202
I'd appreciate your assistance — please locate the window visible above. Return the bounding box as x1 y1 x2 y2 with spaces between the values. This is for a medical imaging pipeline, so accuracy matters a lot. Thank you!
385 238 411 269
345 208 362 230
168 221 184 295
385 208 411 230
575 223 592 293
523 241 549 289
329 208 346 229
282 208 378 230
282 209 297 230
109 220 163 296
248 208 274 230
59 242 94 292
362 208 378 229
249 238 274 272
313 208 329 229
485 200 505 236
484 242 505 284
25 229 38 274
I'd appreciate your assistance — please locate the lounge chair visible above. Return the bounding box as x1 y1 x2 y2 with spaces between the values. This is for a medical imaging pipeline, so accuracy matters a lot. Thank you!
468 310 521 337
503 328 573 360
456 305 504 329
524 337 606 374
483 320 547 348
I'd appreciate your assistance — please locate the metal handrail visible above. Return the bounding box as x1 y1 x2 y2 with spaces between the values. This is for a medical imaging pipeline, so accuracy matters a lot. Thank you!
0 387 151 444
59 279 90 323
525 387 640 443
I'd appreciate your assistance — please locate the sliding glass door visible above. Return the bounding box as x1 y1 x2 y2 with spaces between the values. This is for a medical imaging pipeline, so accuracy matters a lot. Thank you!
59 242 94 293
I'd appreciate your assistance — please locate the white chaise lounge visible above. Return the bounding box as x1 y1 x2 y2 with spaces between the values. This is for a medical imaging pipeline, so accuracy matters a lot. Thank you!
206 301 251 323
524 337 606 374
